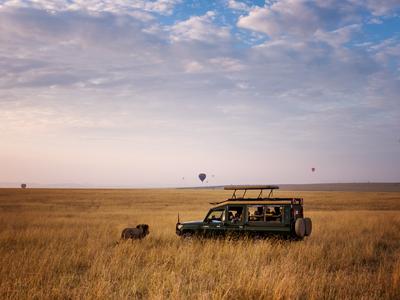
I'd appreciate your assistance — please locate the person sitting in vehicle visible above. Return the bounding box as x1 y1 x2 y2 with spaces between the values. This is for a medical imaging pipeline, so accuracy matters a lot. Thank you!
233 212 241 223
265 207 274 221
228 211 234 221
211 215 220 222
254 207 263 221
247 210 253 222
273 207 282 221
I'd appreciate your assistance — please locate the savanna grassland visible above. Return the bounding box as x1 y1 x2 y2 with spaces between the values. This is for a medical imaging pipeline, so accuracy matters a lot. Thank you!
0 188 399 299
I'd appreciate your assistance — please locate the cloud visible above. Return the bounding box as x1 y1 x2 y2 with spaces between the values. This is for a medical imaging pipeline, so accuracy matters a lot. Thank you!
227 0 250 12
0 6 169 89
314 24 361 48
360 0 400 16
237 0 400 41
237 1 324 39
0 0 181 16
169 11 231 43
208 57 245 72
182 57 244 74
184 61 204 73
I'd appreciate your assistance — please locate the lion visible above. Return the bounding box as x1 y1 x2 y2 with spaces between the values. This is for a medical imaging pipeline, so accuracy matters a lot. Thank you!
120 224 149 240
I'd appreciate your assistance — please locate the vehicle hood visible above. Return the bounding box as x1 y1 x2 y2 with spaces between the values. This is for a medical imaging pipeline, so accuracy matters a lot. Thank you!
180 220 203 225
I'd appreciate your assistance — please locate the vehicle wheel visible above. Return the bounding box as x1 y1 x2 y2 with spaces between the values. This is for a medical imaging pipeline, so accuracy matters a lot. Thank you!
304 218 312 236
181 231 194 239
295 218 305 238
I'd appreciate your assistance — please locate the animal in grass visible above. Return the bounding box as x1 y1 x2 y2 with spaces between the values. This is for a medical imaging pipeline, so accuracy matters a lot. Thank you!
121 224 149 240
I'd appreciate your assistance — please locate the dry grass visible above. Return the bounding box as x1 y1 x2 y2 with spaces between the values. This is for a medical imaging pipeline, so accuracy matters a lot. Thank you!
0 188 399 299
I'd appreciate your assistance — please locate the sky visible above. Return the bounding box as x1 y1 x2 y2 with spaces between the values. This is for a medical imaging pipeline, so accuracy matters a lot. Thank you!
0 0 399 187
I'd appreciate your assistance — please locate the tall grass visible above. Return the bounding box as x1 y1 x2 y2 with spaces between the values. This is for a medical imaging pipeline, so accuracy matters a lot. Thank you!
0 189 399 299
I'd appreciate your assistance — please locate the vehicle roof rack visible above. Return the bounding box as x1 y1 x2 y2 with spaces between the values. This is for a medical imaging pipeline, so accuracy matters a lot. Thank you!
224 185 279 200
209 185 283 205
224 185 279 191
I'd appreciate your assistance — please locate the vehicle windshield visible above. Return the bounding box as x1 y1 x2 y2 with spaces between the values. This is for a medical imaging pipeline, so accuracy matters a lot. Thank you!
205 209 225 223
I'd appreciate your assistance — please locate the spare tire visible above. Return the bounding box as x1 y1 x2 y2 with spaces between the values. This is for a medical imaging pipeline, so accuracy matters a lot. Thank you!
295 218 305 238
304 218 312 236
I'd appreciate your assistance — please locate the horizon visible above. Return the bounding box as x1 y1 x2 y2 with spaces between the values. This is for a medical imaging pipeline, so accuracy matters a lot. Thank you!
1 0 400 187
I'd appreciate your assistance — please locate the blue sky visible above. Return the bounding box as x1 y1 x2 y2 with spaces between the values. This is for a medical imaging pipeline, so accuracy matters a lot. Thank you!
0 0 399 187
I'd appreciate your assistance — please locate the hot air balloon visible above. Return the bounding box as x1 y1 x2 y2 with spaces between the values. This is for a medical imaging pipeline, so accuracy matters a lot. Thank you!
198 173 206 183
311 167 315 172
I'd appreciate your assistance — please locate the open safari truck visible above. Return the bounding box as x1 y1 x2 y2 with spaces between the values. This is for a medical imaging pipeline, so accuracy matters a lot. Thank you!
176 185 312 239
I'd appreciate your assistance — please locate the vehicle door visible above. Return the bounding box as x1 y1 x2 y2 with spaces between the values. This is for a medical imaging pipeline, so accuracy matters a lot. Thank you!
225 205 245 236
202 207 227 237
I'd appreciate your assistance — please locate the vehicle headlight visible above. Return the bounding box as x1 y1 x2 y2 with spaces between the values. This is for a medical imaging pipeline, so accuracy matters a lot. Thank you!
177 224 183 230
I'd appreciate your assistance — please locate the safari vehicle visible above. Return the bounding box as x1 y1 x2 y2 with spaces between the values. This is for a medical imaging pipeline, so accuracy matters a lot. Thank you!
176 185 312 239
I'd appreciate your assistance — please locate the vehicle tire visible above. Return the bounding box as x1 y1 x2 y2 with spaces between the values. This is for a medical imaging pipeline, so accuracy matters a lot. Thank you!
181 231 194 239
304 218 312 236
295 218 305 238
